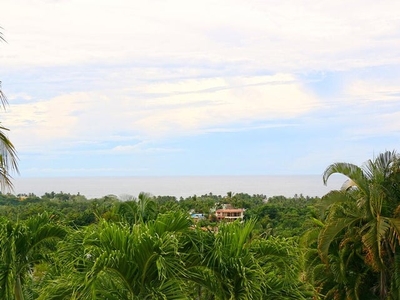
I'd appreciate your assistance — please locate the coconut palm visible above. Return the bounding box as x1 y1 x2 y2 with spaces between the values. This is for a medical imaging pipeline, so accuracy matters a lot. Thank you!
0 29 19 191
0 214 67 300
319 151 400 299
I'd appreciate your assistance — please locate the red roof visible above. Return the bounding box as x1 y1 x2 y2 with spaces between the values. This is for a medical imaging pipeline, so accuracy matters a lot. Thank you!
216 209 244 213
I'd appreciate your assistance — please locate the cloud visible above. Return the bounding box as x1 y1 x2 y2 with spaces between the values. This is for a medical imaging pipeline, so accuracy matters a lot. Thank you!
2 73 319 152
344 110 400 140
111 142 182 154
7 92 32 101
330 79 400 139
1 0 399 71
204 123 297 133
347 80 400 102
21 166 148 175
1 0 400 177
3 92 92 146
134 82 318 136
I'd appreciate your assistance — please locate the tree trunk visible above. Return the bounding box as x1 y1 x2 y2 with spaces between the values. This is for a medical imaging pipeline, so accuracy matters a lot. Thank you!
380 270 387 300
14 275 24 300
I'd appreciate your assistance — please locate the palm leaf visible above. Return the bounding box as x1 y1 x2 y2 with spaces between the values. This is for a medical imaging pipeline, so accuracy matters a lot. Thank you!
323 163 369 197
318 217 360 263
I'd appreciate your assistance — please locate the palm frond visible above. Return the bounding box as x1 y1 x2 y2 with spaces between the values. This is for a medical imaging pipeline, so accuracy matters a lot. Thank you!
364 151 398 182
318 217 360 263
323 162 369 196
0 79 19 191
0 81 8 109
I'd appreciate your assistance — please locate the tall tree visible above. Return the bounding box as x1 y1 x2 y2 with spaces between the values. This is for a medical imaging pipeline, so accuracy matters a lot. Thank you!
0 28 19 191
319 151 400 299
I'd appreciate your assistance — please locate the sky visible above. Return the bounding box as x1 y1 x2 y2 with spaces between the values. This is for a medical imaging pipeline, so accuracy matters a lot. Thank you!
0 0 400 178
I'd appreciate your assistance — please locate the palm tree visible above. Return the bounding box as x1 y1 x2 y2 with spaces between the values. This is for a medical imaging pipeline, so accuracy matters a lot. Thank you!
40 211 193 299
187 219 311 299
0 214 67 300
0 28 19 191
319 151 400 299
197 220 265 299
113 192 157 225
302 215 377 299
39 211 314 299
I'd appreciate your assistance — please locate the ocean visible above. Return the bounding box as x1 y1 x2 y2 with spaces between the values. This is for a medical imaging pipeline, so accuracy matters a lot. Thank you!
11 175 346 199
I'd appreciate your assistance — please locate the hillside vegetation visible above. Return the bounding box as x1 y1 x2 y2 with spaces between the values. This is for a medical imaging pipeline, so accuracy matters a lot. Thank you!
0 151 399 299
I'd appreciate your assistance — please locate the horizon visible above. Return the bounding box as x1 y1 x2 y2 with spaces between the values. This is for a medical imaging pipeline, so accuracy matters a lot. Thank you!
12 174 346 199
1 1 399 177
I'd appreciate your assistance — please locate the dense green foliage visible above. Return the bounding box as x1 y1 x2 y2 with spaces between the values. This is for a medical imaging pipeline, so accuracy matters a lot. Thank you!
303 150 400 299
0 191 316 237
0 193 313 299
0 151 399 299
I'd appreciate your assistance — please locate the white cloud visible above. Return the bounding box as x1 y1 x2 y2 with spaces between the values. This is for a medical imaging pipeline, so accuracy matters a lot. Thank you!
347 80 400 102
7 92 33 101
20 166 147 174
345 110 400 140
204 123 297 134
1 0 399 177
2 74 319 151
111 143 182 154
332 79 400 136
2 92 93 151
1 0 399 71
133 75 319 136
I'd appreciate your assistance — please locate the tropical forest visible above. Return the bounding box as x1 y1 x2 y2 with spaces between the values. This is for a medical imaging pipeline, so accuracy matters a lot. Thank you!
0 151 397 299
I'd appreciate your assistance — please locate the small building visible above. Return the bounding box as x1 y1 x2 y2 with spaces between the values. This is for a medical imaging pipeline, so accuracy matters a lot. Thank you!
191 213 206 222
215 208 245 222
